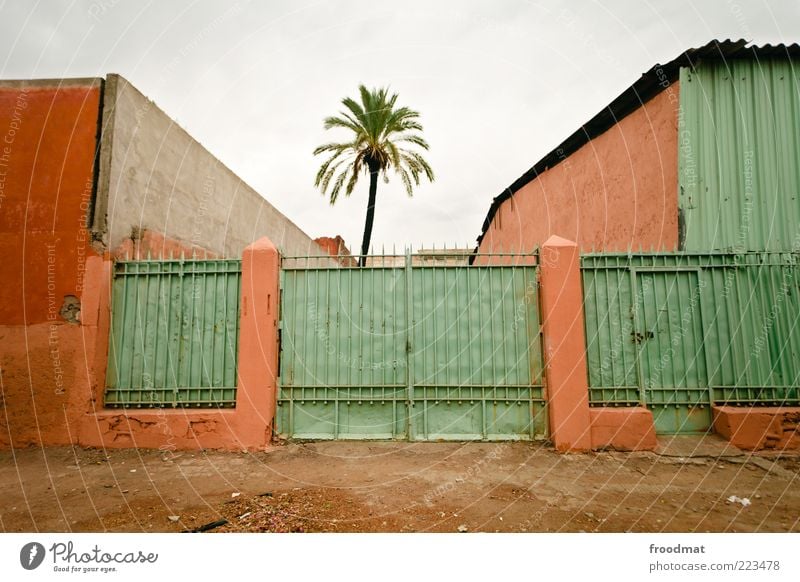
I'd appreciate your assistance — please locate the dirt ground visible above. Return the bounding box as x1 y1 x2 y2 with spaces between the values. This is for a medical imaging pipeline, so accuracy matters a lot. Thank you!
1 436 798 533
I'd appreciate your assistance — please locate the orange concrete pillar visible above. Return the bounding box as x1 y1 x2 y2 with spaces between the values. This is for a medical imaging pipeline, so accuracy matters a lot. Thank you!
539 235 592 452
235 237 281 445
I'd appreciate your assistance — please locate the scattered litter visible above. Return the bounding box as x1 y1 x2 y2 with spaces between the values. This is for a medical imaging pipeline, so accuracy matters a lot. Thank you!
129 469 136 473
184 519 228 533
499 517 503 521
231 492 241 498
238 512 252 520
438 511 446 518
455 477 464 483
457 524 468 533
727 495 751 507
167 515 180 522
121 490 129 494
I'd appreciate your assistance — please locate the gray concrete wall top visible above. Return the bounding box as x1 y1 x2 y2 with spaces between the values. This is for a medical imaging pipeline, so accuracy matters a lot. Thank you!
92 74 326 259
0 78 102 89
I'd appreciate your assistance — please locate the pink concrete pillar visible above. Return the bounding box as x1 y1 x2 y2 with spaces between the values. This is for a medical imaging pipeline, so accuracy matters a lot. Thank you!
539 235 592 452
235 237 281 445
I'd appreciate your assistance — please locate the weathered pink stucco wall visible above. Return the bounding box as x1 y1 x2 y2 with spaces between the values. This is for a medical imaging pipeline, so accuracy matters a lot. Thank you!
478 86 680 255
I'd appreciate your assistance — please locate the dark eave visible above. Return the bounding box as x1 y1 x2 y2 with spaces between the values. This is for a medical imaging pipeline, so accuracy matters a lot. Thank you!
474 39 800 252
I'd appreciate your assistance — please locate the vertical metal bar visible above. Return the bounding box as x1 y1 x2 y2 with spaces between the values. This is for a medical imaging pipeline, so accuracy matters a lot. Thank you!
498 266 510 435
174 261 185 407
630 269 646 406
670 270 687 390
320 270 330 431
391 265 398 437
405 249 415 440
163 264 174 403
696 270 716 409
738 258 758 400
765 262 786 388
486 267 497 440
185 267 197 406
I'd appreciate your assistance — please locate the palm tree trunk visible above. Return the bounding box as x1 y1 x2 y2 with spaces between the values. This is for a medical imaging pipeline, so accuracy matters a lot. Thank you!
359 162 379 267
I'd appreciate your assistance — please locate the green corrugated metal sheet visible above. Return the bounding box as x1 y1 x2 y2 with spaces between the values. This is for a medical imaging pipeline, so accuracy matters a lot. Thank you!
277 257 545 441
678 60 800 252
582 252 800 434
105 259 241 407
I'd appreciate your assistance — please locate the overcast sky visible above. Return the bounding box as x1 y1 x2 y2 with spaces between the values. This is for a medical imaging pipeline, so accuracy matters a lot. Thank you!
1 0 797 251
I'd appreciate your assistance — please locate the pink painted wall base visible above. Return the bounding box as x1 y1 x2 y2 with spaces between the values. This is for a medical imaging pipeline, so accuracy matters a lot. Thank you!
590 407 657 451
712 406 800 451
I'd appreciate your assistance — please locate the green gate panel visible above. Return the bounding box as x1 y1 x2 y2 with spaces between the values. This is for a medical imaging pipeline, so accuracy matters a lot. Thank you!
635 270 710 434
409 266 544 440
277 257 545 441
277 267 409 439
105 259 241 408
582 252 800 434
582 259 640 405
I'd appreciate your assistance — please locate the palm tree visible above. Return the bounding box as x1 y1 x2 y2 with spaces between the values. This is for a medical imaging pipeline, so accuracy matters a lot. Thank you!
313 85 434 266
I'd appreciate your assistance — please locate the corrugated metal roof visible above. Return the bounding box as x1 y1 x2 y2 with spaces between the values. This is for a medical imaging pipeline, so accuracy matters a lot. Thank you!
474 39 800 249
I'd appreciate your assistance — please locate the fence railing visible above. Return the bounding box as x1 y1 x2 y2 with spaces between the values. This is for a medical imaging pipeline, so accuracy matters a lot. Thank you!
582 252 800 410
105 259 242 408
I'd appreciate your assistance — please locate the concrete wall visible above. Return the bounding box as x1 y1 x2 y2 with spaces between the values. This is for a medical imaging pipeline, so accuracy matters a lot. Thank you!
0 78 103 446
92 74 325 259
477 87 680 256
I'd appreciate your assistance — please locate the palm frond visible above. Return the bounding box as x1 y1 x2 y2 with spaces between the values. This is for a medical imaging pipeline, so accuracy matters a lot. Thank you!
323 115 361 133
329 165 357 204
313 85 434 206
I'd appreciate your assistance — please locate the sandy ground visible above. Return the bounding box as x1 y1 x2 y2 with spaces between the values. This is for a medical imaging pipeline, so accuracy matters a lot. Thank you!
1 436 798 533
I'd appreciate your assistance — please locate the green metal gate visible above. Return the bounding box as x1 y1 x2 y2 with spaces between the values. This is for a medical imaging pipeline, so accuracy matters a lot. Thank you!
633 269 710 433
277 253 546 441
105 259 242 408
582 252 800 434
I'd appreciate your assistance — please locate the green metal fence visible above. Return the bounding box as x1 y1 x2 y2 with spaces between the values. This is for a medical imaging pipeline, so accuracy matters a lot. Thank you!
582 252 800 433
105 259 242 408
277 253 545 441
